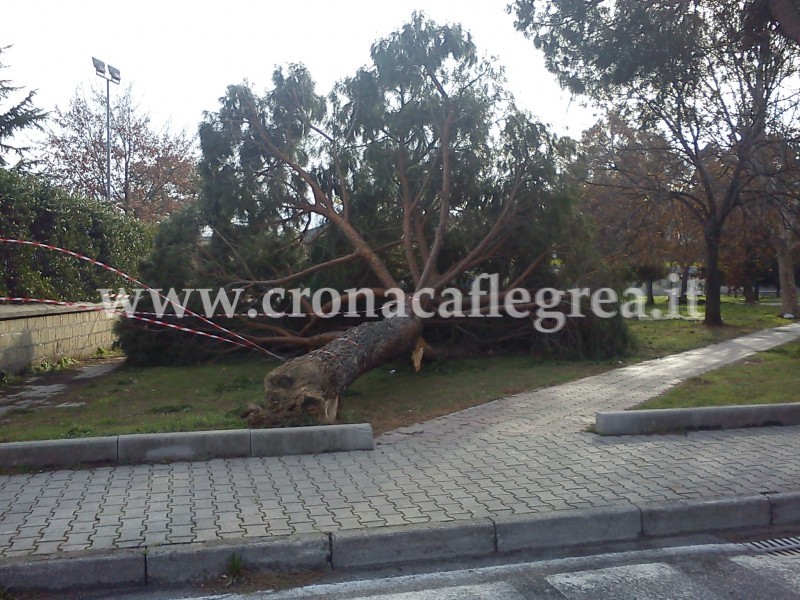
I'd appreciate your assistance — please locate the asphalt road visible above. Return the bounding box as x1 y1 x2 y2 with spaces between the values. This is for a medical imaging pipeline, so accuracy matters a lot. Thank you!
100 535 800 600
216 547 800 599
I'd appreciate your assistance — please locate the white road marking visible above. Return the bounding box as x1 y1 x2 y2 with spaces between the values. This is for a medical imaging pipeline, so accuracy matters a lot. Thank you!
547 562 717 600
730 555 800 589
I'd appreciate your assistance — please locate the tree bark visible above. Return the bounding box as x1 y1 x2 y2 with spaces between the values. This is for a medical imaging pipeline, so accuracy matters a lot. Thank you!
246 315 423 428
743 281 759 304
776 238 800 316
679 264 691 304
645 280 656 306
704 231 724 325
766 0 800 47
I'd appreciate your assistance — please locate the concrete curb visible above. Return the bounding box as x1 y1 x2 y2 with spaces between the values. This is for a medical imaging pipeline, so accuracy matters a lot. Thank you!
0 424 374 469
494 505 642 553
0 436 118 468
146 534 330 584
640 495 771 537
331 518 496 568
2 491 799 594
0 549 145 591
252 425 374 457
595 403 800 436
118 429 252 463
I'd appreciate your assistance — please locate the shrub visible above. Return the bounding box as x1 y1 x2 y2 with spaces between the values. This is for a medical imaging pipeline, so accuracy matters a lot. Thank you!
0 169 154 301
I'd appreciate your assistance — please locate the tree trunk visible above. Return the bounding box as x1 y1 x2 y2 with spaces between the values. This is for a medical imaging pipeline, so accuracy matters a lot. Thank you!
776 240 800 316
246 316 423 428
645 280 656 306
766 0 800 48
679 265 690 304
704 232 724 326
743 281 758 304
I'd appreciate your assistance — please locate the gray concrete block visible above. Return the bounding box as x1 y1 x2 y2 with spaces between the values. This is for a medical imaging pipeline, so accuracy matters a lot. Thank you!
251 424 374 457
0 550 145 592
769 492 800 525
595 404 800 436
0 436 118 468
237 533 330 572
495 505 642 553
117 429 250 463
146 534 330 583
331 519 495 569
146 543 239 584
641 495 770 537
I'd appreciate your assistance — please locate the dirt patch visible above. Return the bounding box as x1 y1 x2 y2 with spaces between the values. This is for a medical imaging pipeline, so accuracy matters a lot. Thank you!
0 357 124 419
194 569 327 595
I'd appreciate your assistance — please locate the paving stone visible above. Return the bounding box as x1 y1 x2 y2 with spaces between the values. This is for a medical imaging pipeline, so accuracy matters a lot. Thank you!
192 529 220 542
143 531 170 545
169 513 194 526
12 526 44 539
7 538 36 552
33 541 63 554
1 326 800 560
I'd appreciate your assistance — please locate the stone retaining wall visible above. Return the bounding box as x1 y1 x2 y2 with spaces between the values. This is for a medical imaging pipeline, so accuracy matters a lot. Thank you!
0 305 117 374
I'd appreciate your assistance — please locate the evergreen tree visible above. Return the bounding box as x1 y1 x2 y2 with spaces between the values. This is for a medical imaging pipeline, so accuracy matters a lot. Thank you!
123 14 624 427
0 46 46 168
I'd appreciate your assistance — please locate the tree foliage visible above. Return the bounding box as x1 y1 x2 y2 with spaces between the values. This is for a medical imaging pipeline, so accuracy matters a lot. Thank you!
0 46 46 168
513 0 800 324
0 169 154 301
578 113 704 303
121 14 626 425
735 135 800 312
744 0 800 48
39 86 198 222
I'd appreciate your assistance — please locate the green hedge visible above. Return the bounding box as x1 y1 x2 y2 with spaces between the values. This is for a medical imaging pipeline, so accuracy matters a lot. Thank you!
0 169 154 302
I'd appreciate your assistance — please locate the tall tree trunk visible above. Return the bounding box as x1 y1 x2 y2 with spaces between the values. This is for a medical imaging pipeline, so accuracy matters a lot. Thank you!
743 280 758 304
246 316 423 428
704 231 724 326
645 279 656 306
679 264 690 304
776 238 800 316
765 0 800 47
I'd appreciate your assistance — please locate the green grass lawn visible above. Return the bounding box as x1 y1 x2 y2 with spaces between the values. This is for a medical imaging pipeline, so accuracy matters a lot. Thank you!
634 341 800 410
626 296 788 360
0 296 794 442
0 361 269 442
339 357 612 434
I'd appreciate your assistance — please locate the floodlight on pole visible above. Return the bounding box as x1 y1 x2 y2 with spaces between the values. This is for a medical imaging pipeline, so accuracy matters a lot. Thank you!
107 65 121 83
92 57 106 77
92 57 121 203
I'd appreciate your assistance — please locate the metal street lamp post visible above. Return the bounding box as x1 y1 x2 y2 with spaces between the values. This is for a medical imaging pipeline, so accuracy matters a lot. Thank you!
92 57 121 203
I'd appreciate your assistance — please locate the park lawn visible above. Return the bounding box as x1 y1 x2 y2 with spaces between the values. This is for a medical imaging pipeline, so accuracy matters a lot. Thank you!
627 296 788 360
0 356 614 442
0 361 269 443
339 357 612 434
0 296 794 441
633 341 800 410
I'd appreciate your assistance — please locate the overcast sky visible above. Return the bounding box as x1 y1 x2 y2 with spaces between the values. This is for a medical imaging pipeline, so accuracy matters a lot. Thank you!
2 1 598 146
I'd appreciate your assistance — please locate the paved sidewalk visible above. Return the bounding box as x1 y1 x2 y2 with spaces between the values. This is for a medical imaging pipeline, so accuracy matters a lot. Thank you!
1 324 799 559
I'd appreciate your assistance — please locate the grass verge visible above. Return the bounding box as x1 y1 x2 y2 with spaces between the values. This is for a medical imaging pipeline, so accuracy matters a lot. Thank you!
634 341 800 410
628 296 788 360
0 361 268 442
0 296 794 442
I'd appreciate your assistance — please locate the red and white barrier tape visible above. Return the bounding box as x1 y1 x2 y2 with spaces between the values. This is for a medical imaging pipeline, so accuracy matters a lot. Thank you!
0 239 284 360
127 314 256 350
